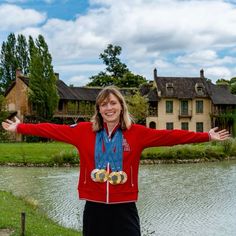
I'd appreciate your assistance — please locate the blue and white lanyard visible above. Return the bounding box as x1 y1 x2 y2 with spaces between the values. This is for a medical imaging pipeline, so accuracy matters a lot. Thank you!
94 128 123 172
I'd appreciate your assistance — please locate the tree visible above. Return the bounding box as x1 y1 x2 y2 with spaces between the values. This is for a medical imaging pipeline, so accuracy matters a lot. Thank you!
126 91 149 124
16 34 30 75
230 77 236 94
87 44 147 87
88 72 118 87
216 78 230 86
0 33 30 94
0 95 9 140
100 44 129 78
117 72 147 88
28 35 58 119
0 33 18 94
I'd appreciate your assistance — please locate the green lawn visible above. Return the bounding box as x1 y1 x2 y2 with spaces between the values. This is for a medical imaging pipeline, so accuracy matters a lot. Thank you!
0 140 234 165
0 142 78 165
0 190 81 236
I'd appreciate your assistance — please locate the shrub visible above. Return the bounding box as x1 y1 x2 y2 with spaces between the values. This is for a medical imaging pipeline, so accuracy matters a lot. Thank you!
51 150 79 166
221 139 233 156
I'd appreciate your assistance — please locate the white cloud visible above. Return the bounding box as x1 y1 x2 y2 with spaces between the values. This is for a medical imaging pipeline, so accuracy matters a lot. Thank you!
67 75 90 86
0 4 46 31
176 50 236 68
206 66 232 80
55 63 105 73
5 0 28 3
2 0 236 84
53 63 105 85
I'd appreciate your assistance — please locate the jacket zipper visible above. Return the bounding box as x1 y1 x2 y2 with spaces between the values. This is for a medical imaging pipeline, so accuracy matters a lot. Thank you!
84 168 87 184
130 166 134 187
106 163 110 203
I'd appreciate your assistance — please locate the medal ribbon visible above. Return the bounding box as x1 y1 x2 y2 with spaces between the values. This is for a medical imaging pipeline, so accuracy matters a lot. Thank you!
94 128 123 172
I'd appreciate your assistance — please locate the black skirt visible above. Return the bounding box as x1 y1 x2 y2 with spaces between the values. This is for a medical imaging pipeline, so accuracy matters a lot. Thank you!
83 201 141 236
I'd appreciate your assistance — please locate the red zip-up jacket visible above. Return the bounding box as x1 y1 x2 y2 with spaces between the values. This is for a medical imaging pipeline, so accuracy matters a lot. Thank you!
17 122 210 204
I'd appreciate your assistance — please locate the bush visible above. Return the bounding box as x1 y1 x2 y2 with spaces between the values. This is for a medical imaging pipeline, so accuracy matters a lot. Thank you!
141 142 228 161
220 139 233 156
51 150 79 166
229 139 236 156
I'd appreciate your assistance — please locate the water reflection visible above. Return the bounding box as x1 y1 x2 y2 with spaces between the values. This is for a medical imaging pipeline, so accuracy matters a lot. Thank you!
1 161 236 236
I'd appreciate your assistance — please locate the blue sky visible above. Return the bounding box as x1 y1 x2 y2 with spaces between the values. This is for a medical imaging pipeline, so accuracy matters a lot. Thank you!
7 0 89 20
1 0 236 86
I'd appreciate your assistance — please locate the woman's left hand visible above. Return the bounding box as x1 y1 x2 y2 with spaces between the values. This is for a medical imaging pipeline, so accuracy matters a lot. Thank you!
209 127 230 141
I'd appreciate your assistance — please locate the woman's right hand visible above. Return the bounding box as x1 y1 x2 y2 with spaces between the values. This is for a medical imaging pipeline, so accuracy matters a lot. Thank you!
1 116 21 133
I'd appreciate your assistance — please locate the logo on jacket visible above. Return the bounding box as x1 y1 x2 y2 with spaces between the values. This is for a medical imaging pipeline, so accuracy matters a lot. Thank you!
123 138 130 152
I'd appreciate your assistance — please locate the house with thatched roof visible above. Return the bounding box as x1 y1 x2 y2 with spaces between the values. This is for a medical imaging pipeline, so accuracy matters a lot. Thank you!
4 69 145 124
146 68 236 133
4 68 236 141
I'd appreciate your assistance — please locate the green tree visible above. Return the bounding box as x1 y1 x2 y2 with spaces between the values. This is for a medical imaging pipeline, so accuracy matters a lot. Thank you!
0 95 9 140
229 77 236 94
87 44 147 87
117 72 147 88
29 35 58 119
88 72 117 87
126 91 149 124
0 33 31 94
100 44 129 78
216 78 230 86
16 34 30 75
0 33 18 93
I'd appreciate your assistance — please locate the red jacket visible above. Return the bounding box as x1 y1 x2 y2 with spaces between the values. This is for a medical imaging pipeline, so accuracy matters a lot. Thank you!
17 122 210 204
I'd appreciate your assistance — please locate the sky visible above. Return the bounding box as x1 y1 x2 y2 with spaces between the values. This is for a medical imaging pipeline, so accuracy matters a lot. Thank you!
1 0 236 86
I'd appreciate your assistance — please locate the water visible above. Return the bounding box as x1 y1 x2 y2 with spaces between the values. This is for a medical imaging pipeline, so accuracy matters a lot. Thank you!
1 161 236 236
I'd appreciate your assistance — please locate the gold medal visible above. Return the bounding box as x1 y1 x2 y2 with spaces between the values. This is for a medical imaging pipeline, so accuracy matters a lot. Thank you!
108 172 122 185
119 171 128 184
91 169 100 182
95 169 108 183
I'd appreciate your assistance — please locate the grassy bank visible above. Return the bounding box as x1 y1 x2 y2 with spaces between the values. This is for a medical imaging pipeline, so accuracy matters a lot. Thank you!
0 139 236 166
0 190 81 236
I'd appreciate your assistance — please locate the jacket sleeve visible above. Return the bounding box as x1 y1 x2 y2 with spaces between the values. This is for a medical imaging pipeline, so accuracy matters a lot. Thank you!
134 125 210 149
17 123 81 146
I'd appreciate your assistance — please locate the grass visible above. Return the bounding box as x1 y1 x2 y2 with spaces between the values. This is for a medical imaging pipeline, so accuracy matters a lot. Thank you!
0 142 78 165
0 190 81 236
0 139 236 166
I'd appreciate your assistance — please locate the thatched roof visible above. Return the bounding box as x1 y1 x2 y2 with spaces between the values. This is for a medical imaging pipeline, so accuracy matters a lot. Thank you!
154 73 236 105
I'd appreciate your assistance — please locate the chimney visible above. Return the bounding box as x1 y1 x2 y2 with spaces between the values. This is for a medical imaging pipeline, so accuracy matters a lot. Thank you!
16 68 22 78
54 73 59 80
200 69 204 78
154 68 157 79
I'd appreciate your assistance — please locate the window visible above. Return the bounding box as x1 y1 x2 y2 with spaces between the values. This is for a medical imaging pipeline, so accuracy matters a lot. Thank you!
58 100 63 111
195 83 204 95
166 100 173 113
166 122 174 130
180 100 188 115
166 83 174 94
196 100 203 113
181 122 189 130
149 121 156 129
196 122 203 132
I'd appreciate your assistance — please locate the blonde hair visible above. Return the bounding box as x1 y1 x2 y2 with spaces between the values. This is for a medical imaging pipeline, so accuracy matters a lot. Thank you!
91 86 133 132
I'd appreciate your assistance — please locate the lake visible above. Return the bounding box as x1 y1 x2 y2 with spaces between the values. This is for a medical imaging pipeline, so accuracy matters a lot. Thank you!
1 161 236 236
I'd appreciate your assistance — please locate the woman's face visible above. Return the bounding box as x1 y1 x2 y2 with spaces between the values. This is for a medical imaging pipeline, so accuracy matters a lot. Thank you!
99 93 122 125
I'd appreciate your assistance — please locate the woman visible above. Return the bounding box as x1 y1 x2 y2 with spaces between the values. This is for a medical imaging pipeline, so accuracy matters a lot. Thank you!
2 86 229 236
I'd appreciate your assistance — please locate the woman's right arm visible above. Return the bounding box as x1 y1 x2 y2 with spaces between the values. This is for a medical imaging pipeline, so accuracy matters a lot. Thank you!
2 116 80 146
